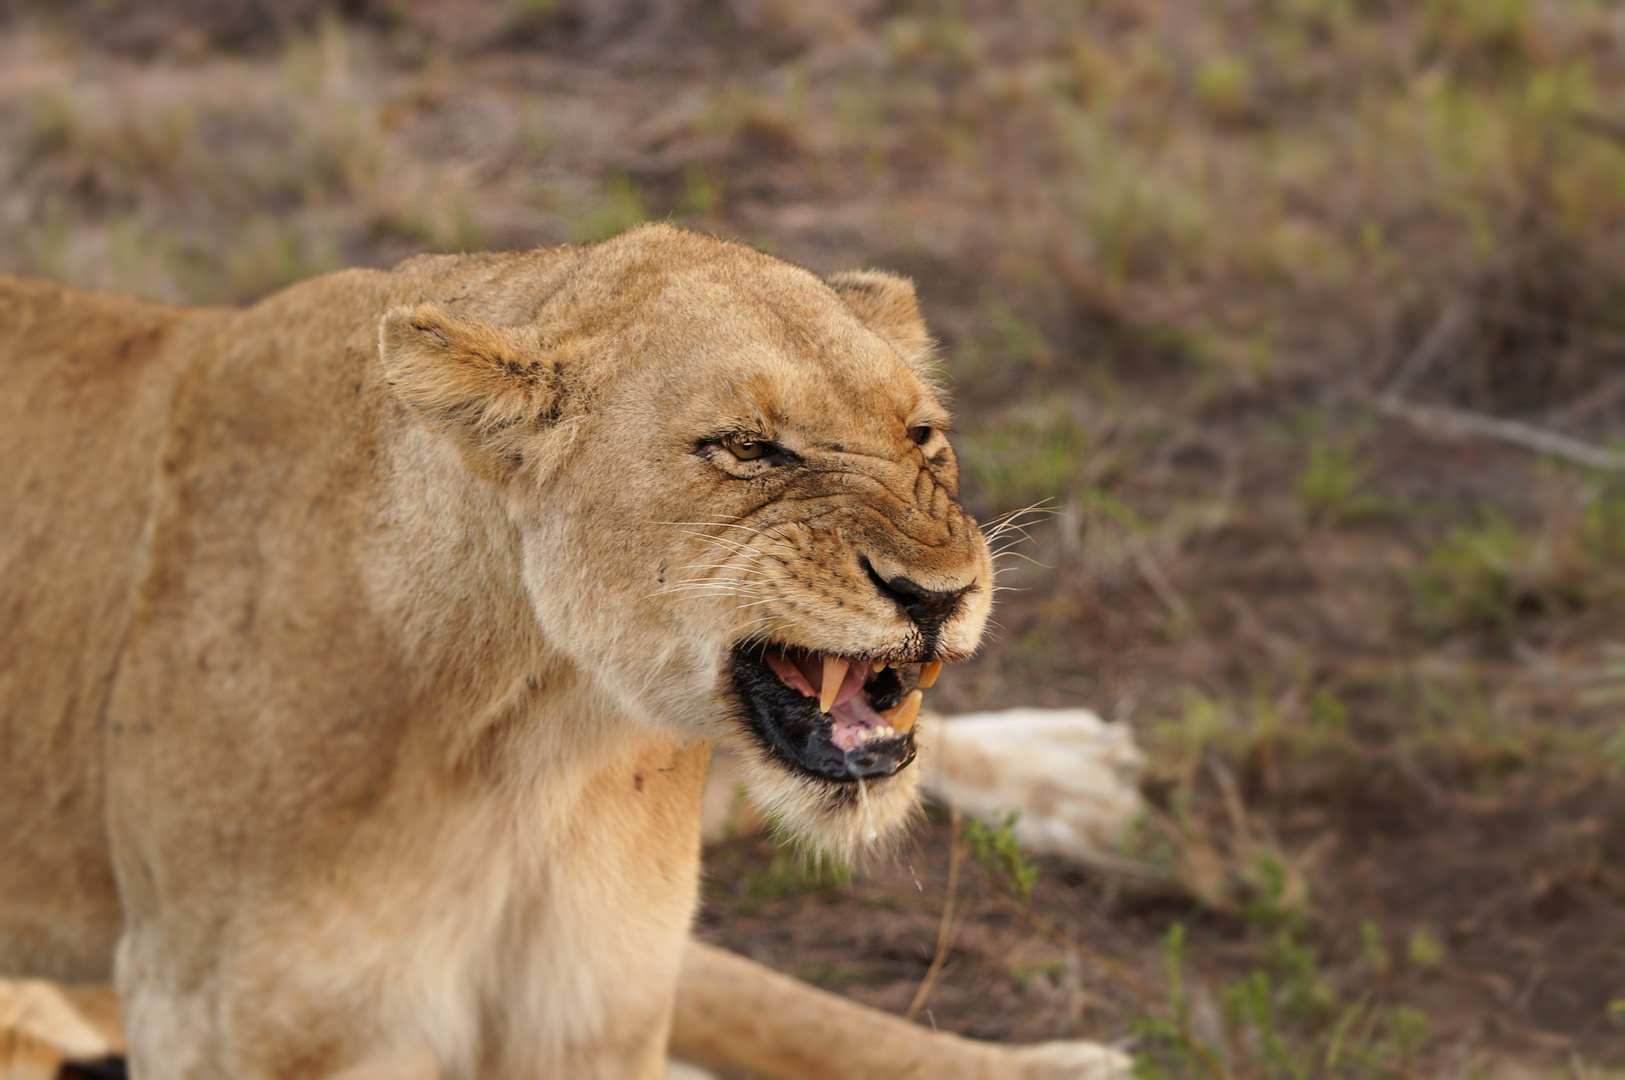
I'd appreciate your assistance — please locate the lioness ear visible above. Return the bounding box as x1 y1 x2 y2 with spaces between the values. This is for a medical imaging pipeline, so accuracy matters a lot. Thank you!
827 269 934 371
379 302 563 475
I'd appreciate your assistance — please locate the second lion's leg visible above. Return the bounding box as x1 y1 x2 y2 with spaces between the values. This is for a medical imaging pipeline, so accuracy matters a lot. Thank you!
671 941 1130 1080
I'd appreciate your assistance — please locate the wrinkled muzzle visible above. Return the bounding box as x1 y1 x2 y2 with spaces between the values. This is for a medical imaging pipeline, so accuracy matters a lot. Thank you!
723 497 991 785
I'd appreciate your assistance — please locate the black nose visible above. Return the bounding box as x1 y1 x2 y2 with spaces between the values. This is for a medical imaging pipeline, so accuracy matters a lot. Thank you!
861 557 971 631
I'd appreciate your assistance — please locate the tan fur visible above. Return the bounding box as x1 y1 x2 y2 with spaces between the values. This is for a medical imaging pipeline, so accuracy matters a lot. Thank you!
826 269 936 371
0 225 1120 1078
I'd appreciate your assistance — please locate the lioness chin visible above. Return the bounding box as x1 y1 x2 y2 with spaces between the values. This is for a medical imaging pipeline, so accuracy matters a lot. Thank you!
0 224 1127 1079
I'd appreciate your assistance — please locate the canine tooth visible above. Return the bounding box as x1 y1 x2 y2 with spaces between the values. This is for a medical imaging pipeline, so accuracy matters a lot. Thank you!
819 656 850 713
918 661 943 688
882 690 923 735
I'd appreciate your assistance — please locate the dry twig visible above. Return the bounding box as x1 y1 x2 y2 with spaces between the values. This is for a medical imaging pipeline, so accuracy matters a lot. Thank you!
1373 300 1625 471
1552 372 1625 426
1372 395 1625 473
1133 544 1196 626
906 807 963 1022
1384 300 1472 399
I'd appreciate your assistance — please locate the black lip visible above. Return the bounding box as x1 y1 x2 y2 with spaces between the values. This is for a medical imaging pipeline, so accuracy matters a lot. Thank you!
729 644 918 783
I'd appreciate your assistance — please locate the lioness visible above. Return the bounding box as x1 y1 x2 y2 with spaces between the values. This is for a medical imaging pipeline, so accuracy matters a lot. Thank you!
0 224 1127 1078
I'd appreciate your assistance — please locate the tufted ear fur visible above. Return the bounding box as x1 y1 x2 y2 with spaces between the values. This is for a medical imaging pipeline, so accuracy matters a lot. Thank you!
379 302 564 477
826 269 934 372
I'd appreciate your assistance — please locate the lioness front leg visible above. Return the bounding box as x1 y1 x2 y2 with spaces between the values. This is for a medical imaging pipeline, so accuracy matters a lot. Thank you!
672 942 1129 1079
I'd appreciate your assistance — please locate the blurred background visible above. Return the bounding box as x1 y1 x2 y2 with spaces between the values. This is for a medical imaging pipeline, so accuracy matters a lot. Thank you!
2 1 1622 1075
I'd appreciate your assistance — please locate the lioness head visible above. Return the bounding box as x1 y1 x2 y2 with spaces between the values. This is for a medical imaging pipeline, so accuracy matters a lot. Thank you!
379 224 991 853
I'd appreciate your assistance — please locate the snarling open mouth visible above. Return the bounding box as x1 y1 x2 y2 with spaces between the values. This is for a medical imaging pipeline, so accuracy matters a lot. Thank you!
729 645 943 783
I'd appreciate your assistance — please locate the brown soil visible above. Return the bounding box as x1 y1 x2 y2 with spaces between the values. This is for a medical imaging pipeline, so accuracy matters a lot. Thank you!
700 775 1625 1072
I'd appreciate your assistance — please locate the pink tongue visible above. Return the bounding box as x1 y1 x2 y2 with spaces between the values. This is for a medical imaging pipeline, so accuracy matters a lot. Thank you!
829 694 886 751
762 651 885 751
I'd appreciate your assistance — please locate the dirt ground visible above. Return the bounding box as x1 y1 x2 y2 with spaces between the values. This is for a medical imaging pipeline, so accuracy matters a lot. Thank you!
2 1 1623 1076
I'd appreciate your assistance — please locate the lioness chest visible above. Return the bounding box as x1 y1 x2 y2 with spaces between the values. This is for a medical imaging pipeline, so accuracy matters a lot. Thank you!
114 723 711 1079
361 734 715 1076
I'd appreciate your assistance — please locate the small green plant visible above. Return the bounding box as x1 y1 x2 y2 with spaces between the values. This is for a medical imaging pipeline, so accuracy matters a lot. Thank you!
519 102 551 156
1260 929 1337 1023
680 165 720 217
1152 690 1227 767
948 299 1054 383
1359 920 1391 976
1423 0 1533 72
962 811 1038 903
1581 644 1625 713
570 173 648 244
958 412 1089 515
1581 484 1625 561
1009 955 1071 990
437 199 485 253
1194 56 1254 125
1411 514 1584 638
1133 921 1434 1079
1405 928 1444 968
737 850 851 905
796 960 888 990
1600 727 1625 774
1131 924 1223 1079
1307 690 1349 733
1296 441 1381 525
1240 853 1310 931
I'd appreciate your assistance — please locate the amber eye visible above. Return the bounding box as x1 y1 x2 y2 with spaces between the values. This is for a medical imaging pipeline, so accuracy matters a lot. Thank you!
723 435 767 461
909 425 932 446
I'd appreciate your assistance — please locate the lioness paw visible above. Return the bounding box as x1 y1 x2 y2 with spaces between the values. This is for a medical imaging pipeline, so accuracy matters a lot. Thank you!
1010 1039 1134 1080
